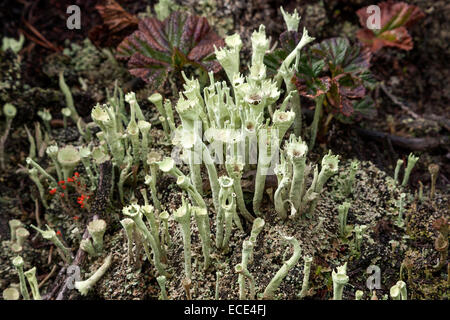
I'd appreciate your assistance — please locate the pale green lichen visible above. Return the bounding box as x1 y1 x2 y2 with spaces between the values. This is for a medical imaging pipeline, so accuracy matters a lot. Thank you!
332 262 349 300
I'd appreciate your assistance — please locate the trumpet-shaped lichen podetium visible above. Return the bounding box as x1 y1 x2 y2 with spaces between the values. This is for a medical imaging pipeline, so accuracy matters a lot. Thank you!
9 219 22 242
332 262 349 300
12 256 30 300
15 227 30 247
87 219 107 254
46 145 63 182
286 135 308 214
309 151 339 216
1 103 17 169
79 146 97 188
401 153 419 187
390 280 407 300
280 6 301 32
338 202 351 238
57 145 81 181
225 158 254 222
119 218 135 267
24 267 41 300
91 103 124 166
2 287 20 300
217 176 237 249
123 204 168 277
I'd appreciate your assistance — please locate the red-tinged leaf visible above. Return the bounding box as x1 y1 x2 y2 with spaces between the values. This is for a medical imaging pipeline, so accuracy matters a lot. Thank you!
341 96 354 117
128 53 171 89
326 76 372 118
335 97 376 124
116 38 135 59
187 31 224 62
181 15 224 61
356 26 414 52
357 1 425 32
340 85 366 99
201 60 223 73
116 11 223 88
356 1 425 52
293 75 331 99
327 78 342 112
140 18 170 51
326 77 357 117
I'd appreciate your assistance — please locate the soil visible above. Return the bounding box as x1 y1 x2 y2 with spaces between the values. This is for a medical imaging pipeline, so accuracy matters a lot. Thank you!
0 0 448 300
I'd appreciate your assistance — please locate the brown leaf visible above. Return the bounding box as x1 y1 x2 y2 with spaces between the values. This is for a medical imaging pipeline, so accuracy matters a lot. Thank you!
356 27 413 52
95 0 138 33
292 76 331 99
89 0 138 47
356 1 425 52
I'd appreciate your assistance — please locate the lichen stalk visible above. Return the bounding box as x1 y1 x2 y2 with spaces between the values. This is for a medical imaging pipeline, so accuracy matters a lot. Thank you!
193 206 211 271
174 199 192 280
122 204 167 276
226 158 254 222
338 202 351 238
157 275 168 300
9 219 22 243
24 267 41 300
298 255 313 299
75 254 112 296
332 262 349 300
394 159 403 184
401 153 419 187
120 218 135 267
12 256 30 300
428 164 439 200
309 94 324 150
87 219 107 254
237 240 255 299
31 225 72 263
263 235 301 299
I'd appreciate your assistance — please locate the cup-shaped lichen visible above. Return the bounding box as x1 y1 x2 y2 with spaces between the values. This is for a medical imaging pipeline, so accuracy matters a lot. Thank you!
3 287 20 300
15 227 30 246
24 267 41 300
12 256 30 300
87 219 107 254
332 262 349 300
9 219 22 242
57 145 81 180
